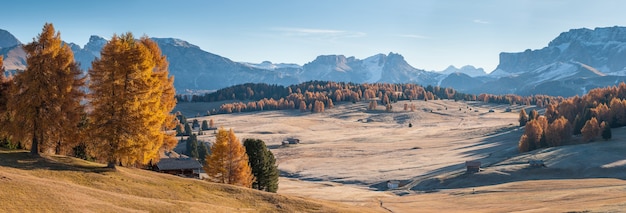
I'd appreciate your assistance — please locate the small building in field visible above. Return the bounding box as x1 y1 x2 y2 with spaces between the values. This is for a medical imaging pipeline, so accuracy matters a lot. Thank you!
529 160 546 168
387 180 400 189
155 158 203 178
282 138 300 145
465 160 481 173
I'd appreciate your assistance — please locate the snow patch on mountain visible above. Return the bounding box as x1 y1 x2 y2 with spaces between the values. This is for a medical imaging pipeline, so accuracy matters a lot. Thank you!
241 61 301 70
363 54 385 82
151 38 199 49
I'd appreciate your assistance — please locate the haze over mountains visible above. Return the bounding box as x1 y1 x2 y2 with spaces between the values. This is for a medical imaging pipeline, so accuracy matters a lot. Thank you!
3 26 626 96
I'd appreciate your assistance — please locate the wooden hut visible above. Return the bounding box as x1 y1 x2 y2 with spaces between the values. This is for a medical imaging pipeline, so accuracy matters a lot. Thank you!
465 160 481 173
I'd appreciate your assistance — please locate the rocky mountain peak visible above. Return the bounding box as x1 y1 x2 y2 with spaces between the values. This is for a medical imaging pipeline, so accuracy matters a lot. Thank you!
0 29 21 48
548 26 626 48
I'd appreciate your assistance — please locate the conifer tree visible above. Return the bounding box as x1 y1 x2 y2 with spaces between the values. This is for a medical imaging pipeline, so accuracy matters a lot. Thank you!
601 121 612 141
9 23 85 155
519 109 529 126
186 134 199 158
184 124 192 136
243 138 279 192
529 109 539 121
88 33 175 168
198 142 210 165
581 117 600 142
204 128 254 187
201 120 209 130
140 37 178 154
0 56 11 144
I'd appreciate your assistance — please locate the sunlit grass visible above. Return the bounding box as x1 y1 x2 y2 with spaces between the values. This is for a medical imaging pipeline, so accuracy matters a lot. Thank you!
0 149 376 212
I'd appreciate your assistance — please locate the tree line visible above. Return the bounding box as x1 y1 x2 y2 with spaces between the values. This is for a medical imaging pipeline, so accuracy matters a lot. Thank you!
517 83 626 152
177 81 566 115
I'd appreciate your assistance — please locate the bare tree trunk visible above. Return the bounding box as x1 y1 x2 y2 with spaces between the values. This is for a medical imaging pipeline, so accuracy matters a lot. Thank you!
30 110 39 156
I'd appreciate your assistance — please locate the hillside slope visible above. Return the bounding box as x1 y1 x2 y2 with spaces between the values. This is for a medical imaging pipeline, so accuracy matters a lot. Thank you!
0 149 379 213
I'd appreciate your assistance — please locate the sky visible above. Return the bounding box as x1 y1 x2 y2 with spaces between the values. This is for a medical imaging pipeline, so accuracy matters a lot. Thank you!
3 0 626 72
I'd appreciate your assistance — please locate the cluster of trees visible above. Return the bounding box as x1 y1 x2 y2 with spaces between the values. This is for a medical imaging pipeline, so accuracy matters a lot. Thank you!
181 81 488 115
516 83 626 152
174 114 215 136
180 80 571 116
203 128 278 192
0 24 176 169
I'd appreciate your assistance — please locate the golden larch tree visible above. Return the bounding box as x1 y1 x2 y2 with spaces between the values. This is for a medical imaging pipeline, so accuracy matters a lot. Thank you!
9 23 85 155
88 33 175 168
204 128 254 188
581 117 600 142
0 56 11 142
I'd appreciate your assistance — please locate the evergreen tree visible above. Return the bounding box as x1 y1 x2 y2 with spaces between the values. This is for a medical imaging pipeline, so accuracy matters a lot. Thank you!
9 23 85 155
519 109 528 126
88 33 175 168
192 119 200 129
184 124 192 136
204 128 254 187
186 134 199 158
528 109 539 121
198 142 210 165
601 121 612 141
201 120 209 130
243 138 279 193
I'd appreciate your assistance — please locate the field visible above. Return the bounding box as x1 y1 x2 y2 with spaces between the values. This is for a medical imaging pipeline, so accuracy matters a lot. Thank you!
178 99 626 212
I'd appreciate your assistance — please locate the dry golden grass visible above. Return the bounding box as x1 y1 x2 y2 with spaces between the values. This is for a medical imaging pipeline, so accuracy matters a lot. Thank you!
179 100 626 212
382 178 626 212
0 149 381 213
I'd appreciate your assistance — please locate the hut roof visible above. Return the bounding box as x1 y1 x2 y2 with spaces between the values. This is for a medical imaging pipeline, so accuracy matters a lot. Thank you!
156 158 202 171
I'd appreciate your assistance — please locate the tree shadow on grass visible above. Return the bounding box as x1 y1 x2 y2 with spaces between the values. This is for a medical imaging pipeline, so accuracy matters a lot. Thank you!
0 149 113 173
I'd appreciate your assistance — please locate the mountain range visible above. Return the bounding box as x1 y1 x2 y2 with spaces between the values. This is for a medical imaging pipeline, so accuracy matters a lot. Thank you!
3 26 626 97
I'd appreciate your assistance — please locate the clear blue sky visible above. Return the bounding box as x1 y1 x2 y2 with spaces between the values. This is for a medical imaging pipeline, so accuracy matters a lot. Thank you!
3 0 626 72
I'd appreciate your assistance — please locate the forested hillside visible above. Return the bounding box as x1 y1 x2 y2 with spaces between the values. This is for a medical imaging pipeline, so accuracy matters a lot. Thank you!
178 81 563 115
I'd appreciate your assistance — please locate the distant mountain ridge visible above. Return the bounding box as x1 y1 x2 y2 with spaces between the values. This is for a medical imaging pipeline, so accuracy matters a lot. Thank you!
481 26 626 96
3 26 626 97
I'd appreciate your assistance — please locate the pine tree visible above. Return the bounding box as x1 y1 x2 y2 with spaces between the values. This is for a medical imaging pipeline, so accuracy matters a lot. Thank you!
529 109 539 121
198 142 210 165
601 121 612 141
201 120 209 130
519 109 529 126
184 124 192 136
243 138 279 192
204 128 254 187
186 134 199 158
88 33 175 168
9 23 85 155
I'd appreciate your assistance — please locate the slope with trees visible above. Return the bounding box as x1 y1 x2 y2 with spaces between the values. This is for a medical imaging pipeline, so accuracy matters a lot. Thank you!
517 82 626 152
177 81 564 115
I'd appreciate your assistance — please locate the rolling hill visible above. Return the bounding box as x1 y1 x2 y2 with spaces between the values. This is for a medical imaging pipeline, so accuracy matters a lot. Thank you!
0 148 378 213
